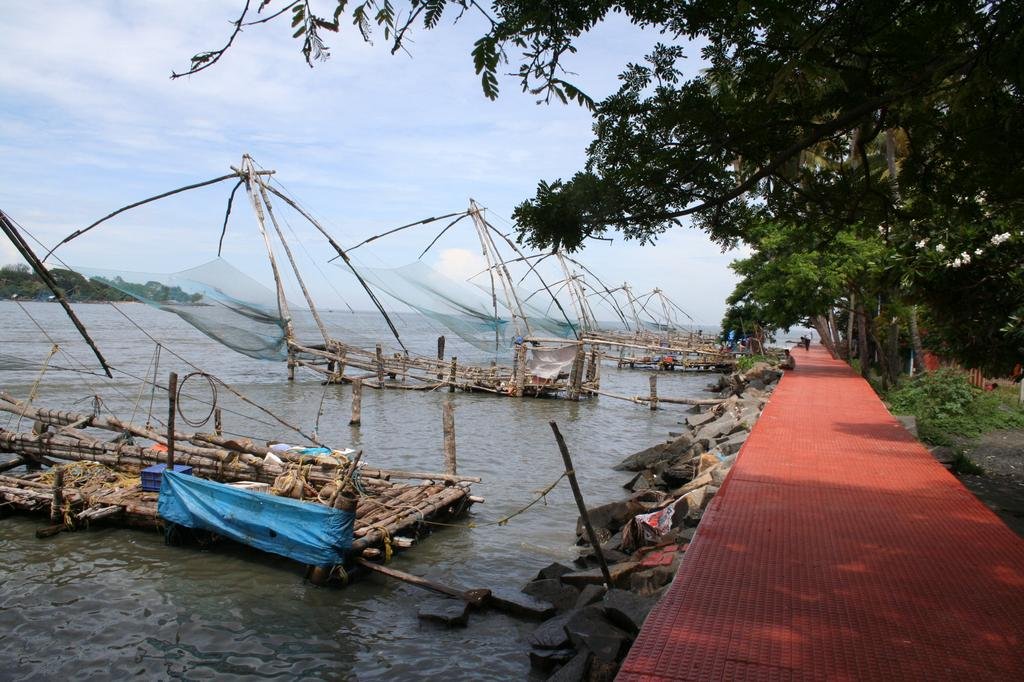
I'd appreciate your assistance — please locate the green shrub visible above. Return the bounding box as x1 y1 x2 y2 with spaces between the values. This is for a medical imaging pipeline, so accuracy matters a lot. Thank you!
885 369 1024 445
737 354 773 372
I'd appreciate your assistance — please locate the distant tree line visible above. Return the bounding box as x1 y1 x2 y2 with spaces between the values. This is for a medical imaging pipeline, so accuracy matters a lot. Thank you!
0 263 200 304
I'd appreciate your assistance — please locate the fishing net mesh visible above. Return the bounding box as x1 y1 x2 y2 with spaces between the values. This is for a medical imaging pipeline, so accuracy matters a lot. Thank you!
351 261 575 352
75 259 288 360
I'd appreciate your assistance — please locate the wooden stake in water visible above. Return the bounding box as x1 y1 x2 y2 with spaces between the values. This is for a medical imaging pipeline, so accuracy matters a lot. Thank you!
349 380 362 427
214 408 223 436
549 421 612 587
437 336 446 380
443 401 457 476
167 372 178 469
49 467 64 525
375 344 385 387
649 374 658 411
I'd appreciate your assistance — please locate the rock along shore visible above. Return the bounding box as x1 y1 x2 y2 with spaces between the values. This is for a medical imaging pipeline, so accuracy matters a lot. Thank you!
517 360 785 680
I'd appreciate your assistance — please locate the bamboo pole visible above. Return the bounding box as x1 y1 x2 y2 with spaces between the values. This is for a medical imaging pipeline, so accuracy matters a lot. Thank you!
549 422 612 587
350 485 469 551
0 429 480 485
448 357 457 393
580 386 723 407
649 375 659 411
240 156 295 346
261 183 407 352
437 336 445 380
214 408 222 436
0 210 113 377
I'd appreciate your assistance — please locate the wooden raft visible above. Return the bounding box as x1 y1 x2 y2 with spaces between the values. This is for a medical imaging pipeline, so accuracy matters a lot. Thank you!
0 393 479 577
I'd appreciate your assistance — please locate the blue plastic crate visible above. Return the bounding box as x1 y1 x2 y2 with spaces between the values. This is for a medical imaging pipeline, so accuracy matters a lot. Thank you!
141 464 193 492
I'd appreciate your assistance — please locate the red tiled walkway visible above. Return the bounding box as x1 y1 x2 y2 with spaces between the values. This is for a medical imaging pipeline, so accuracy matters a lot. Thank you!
618 346 1024 680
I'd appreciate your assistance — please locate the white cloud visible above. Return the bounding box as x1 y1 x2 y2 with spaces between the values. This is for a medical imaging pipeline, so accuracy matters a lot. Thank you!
0 2 733 325
433 248 488 283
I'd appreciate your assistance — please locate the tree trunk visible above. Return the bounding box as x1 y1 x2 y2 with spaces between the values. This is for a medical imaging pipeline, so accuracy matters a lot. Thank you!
846 292 856 362
811 315 836 357
856 301 870 378
887 316 901 387
909 306 926 374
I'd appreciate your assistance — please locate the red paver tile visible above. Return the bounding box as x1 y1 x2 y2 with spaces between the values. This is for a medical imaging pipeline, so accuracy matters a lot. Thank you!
617 347 1024 681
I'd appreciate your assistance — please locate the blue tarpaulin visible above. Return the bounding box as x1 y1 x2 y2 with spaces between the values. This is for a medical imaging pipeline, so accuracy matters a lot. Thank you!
157 471 354 566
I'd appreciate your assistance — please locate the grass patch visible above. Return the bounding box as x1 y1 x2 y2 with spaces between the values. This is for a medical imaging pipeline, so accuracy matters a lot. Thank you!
884 369 1024 446
737 354 773 373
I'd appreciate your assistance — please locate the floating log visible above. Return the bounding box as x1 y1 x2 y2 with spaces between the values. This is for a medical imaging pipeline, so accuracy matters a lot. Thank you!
356 558 490 606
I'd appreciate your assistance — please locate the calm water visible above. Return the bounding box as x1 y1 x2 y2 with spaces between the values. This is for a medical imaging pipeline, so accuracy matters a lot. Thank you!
0 301 715 680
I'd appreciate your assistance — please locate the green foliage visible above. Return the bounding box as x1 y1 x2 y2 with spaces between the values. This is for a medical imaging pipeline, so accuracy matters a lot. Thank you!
885 370 1024 445
736 354 772 373
0 266 133 302
179 1 1024 374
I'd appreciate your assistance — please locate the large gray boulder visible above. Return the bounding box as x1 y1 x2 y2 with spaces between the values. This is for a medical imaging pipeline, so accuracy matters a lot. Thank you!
576 491 665 537
717 431 749 456
694 414 742 444
564 606 633 663
601 589 656 635
614 433 695 471
485 586 556 619
523 579 581 612
529 611 576 649
685 410 718 429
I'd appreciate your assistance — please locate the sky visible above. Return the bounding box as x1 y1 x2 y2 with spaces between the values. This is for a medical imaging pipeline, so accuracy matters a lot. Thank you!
0 1 740 326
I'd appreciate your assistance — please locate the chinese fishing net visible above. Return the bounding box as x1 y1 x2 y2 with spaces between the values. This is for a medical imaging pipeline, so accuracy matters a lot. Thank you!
351 260 576 352
75 258 288 360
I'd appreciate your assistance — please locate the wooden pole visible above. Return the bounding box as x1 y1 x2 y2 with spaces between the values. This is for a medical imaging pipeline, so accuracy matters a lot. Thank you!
443 401 457 476
49 466 64 525
448 357 457 393
437 336 446 380
549 421 612 587
514 344 527 397
649 374 658 411
569 346 585 401
214 408 222 436
356 558 490 606
167 372 178 469
0 210 112 378
349 380 362 427
375 344 385 388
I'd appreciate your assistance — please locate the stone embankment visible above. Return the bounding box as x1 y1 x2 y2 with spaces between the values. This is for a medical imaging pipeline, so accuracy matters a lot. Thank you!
514 361 785 680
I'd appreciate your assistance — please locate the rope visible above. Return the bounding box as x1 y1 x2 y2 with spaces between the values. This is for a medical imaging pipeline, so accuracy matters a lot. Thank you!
11 344 60 432
13 303 135 423
420 472 567 529
372 526 392 562
107 303 321 443
145 343 162 427
176 372 218 427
